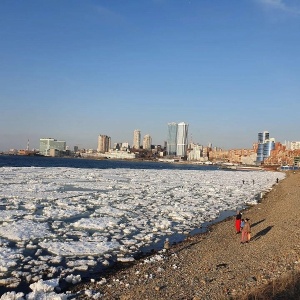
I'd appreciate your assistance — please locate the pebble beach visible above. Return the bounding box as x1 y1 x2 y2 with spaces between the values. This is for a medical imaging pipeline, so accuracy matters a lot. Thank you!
71 170 300 299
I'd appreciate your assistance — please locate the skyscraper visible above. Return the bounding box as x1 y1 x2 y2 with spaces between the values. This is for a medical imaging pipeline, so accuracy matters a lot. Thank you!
263 138 275 159
133 129 141 149
167 122 178 156
176 122 189 157
143 134 152 150
97 135 111 153
258 131 269 143
257 131 274 162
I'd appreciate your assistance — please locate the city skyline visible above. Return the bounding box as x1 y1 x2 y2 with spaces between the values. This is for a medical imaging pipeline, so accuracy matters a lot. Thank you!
1 1 300 151
0 122 298 153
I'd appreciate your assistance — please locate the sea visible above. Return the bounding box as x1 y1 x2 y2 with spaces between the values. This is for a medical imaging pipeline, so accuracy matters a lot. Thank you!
0 155 218 170
0 155 282 296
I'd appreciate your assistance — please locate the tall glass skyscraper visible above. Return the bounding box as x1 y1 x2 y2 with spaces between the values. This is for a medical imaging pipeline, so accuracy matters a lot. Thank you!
257 131 274 162
167 122 178 156
176 122 189 157
263 139 275 159
258 131 269 143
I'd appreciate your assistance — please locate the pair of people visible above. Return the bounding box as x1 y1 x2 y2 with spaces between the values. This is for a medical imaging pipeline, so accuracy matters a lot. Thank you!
235 211 251 242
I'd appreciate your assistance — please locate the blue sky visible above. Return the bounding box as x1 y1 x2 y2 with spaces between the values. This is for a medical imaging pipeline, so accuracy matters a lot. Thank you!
1 0 300 151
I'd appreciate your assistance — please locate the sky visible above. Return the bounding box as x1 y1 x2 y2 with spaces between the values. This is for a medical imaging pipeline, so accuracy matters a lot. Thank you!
1 0 300 151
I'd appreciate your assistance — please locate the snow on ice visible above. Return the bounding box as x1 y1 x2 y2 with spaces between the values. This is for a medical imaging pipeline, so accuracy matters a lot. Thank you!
0 166 285 298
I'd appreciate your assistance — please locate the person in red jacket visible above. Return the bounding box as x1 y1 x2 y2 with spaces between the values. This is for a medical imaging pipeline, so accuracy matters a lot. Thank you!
235 210 242 234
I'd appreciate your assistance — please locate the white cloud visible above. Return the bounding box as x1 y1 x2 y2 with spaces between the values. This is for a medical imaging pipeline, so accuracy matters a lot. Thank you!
256 0 300 14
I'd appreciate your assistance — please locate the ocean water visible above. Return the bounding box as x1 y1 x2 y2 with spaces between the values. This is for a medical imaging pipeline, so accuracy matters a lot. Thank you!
0 155 218 170
0 155 285 296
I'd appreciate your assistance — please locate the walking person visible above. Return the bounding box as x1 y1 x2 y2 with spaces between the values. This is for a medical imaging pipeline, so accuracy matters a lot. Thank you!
235 210 242 234
164 238 170 255
241 218 251 244
240 218 245 231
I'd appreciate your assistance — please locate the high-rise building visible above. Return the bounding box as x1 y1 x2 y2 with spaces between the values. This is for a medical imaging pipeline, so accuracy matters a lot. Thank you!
258 131 269 143
263 138 275 159
39 138 66 156
167 122 178 156
97 135 111 153
133 129 141 149
257 131 274 162
176 122 189 157
143 134 152 150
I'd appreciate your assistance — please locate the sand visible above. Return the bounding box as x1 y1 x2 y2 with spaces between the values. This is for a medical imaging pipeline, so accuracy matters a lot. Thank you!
71 170 300 300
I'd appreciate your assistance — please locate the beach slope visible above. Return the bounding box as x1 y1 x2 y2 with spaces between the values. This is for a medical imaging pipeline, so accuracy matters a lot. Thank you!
73 171 300 300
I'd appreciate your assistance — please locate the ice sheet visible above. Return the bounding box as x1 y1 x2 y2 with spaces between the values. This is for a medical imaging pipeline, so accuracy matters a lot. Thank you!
0 166 285 297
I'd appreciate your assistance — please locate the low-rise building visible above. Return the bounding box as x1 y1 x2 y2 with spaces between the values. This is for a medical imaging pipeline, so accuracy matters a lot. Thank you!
39 138 66 156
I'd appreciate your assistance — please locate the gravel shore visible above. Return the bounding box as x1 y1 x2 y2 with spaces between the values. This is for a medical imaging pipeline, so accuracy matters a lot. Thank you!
71 170 300 300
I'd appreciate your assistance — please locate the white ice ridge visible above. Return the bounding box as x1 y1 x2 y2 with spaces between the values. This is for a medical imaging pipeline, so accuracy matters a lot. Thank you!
0 166 285 296
73 217 120 230
39 240 120 256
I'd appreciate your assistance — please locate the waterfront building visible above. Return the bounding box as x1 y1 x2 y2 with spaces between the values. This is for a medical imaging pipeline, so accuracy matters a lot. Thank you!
187 144 208 162
81 150 136 160
256 131 275 163
176 122 189 157
120 142 130 151
167 122 178 156
39 138 66 156
133 129 141 149
97 135 111 153
113 143 121 150
258 131 269 143
263 138 275 159
290 141 300 150
143 134 152 150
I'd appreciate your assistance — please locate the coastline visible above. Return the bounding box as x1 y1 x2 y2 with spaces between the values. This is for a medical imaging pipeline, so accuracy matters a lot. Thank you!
71 170 300 299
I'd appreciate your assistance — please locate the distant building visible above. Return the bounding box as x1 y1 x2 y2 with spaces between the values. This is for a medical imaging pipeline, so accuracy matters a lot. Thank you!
39 138 66 156
133 129 141 149
167 122 178 156
143 134 152 150
263 138 275 160
187 144 208 162
257 131 273 162
257 131 269 161
176 122 189 157
97 135 111 153
290 141 300 150
9 149 18 155
120 142 130 151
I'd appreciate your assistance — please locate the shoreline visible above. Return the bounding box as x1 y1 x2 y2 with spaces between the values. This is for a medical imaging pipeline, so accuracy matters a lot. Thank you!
73 172 300 300
70 170 299 299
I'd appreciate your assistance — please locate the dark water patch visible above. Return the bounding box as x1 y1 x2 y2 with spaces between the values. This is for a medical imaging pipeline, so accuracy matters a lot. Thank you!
0 155 219 171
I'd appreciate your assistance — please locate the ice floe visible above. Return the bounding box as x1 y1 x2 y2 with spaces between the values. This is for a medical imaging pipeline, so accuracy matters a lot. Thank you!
0 220 52 241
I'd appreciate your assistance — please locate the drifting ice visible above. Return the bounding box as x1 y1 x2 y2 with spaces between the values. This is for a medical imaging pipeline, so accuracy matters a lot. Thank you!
0 166 285 298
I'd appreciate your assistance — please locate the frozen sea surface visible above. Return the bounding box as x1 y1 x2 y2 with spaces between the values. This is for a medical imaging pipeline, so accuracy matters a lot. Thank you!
0 166 285 297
